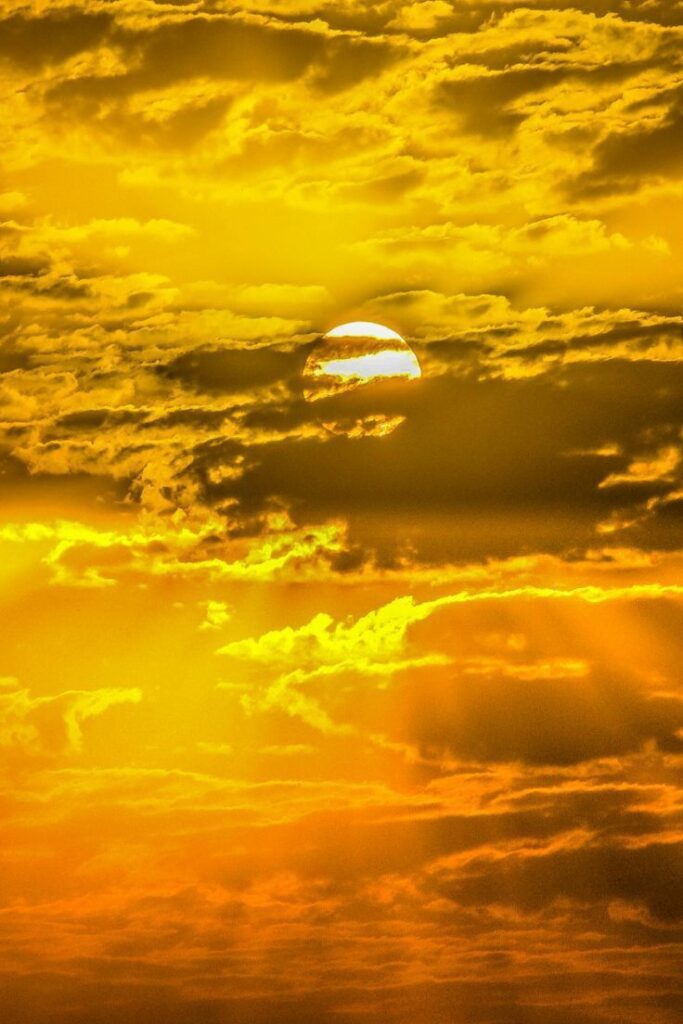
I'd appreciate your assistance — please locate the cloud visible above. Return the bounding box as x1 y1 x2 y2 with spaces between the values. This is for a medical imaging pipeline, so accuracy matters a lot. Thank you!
431 838 683 922
160 344 306 396
198 600 232 631
0 680 142 756
0 513 350 586
598 444 680 488
216 583 683 752
0 9 112 70
389 1 453 32
218 593 441 665
202 360 683 562
571 83 683 195
403 662 683 765
44 13 400 128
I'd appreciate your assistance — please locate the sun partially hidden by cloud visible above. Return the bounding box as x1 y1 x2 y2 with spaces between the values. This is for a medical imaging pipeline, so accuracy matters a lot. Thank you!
0 2 682 1023
304 320 421 402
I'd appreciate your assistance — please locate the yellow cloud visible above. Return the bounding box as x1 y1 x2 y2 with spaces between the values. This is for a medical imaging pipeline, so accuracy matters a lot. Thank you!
0 514 348 586
216 582 683 736
389 1 452 31
220 583 683 670
199 600 233 631
218 593 441 665
598 445 681 488
0 681 142 756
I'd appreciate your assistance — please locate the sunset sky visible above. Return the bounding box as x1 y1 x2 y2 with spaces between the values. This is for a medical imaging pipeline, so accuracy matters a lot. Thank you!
1 1 683 1022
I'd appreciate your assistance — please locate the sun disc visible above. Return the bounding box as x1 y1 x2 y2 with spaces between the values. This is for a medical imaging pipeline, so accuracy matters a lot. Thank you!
325 321 404 342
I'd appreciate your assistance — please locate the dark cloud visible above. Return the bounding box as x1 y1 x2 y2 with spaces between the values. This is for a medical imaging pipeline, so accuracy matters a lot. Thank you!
569 85 683 195
135 16 322 85
46 15 398 126
0 256 50 278
0 346 31 374
438 63 655 136
501 319 683 360
0 451 129 507
198 361 683 560
0 10 112 70
109 95 234 151
339 169 424 204
51 409 144 434
402 665 683 765
617 493 683 551
309 35 399 94
181 781 674 886
433 839 683 922
45 17 323 119
17 277 92 300
306 0 683 37
160 345 307 395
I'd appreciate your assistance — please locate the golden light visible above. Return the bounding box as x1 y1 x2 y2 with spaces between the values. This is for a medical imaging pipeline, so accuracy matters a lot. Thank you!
303 321 421 402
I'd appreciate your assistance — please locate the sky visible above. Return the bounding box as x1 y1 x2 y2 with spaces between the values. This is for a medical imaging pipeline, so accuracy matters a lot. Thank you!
1 1 683 1022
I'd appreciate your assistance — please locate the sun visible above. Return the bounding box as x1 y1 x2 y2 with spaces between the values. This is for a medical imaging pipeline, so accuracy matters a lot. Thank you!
303 321 421 401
